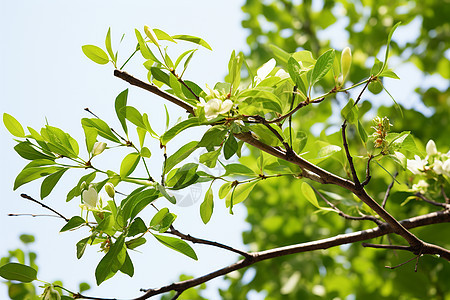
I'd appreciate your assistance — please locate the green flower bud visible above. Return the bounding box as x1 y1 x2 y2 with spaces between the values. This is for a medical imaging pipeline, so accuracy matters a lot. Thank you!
92 141 107 156
144 25 159 47
341 47 352 84
105 182 115 198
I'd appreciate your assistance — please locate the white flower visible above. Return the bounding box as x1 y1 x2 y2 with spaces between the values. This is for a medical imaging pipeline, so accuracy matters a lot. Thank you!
275 69 289 79
433 159 444 175
412 179 429 193
442 159 450 177
82 186 98 209
426 140 438 156
92 142 107 156
407 155 426 175
204 98 233 120
255 58 276 83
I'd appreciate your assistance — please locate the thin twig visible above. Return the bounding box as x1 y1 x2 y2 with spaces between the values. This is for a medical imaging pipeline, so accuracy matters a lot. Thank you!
382 172 397 208
442 186 450 204
415 193 450 209
312 186 382 225
267 97 324 124
361 155 373 186
341 122 361 187
168 226 251 258
8 213 62 218
20 194 69 222
361 243 412 251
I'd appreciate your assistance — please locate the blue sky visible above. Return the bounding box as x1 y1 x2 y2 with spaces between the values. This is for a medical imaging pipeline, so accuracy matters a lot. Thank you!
0 1 250 299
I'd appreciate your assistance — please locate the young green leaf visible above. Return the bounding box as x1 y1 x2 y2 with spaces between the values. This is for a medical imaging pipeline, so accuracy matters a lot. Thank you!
40 168 68 199
199 148 221 168
81 118 120 143
3 113 25 137
135 29 151 60
380 22 401 74
301 182 319 208
310 49 335 86
120 153 140 178
76 236 92 259
60 216 86 232
160 117 200 145
341 98 358 124
150 67 171 86
82 45 109 65
226 181 258 208
172 35 212 50
287 57 307 95
0 263 37 283
198 126 228 148
357 120 368 144
14 166 63 190
14 142 55 161
152 234 198 260
223 164 255 176
95 234 126 285
153 28 177 43
115 89 128 135
120 252 134 277
156 183 176 204
200 187 214 224
105 27 114 62
122 106 146 128
164 141 199 173
127 217 147 237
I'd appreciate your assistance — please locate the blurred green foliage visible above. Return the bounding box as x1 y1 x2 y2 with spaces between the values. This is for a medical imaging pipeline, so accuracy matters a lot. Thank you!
220 0 450 299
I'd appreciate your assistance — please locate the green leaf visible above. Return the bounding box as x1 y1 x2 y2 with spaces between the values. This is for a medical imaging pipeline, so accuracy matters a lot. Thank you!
76 236 92 259
122 106 145 128
160 117 200 145
310 49 335 86
175 49 196 69
226 181 258 208
81 118 120 143
154 28 176 43
14 142 55 161
142 113 159 138
156 183 176 204
301 182 319 208
199 148 221 168
3 113 25 137
120 251 134 277
381 22 401 74
0 263 37 283
40 168 68 199
150 67 171 86
105 27 114 62
287 57 307 95
198 125 228 148
120 153 140 178
219 181 233 199
223 164 255 176
380 69 400 79
115 89 128 135
140 147 151 158
95 234 126 285
164 141 198 173
316 145 341 160
200 187 214 224
172 35 212 50
153 234 198 260
368 79 383 94
269 44 290 65
60 216 86 232
166 163 199 190
127 217 147 237
82 45 109 65
19 234 35 244
82 126 97 154
341 98 358 124
294 131 308 153
125 237 146 250
149 208 176 233
357 120 368 144
224 134 238 160
14 166 63 190
135 29 151 60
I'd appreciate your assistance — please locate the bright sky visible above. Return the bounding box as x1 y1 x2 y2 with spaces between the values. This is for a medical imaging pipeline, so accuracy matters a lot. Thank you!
0 1 249 299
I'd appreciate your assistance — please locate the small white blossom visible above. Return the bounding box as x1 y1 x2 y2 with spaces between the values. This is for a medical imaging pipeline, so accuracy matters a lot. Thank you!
412 179 429 193
275 69 289 79
204 98 233 120
82 186 98 209
92 142 107 156
433 160 444 175
426 140 438 156
407 155 426 175
442 159 450 177
255 58 276 83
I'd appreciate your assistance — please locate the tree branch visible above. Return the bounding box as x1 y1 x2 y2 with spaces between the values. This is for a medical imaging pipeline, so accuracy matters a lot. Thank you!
382 172 397 208
114 70 196 115
415 192 450 209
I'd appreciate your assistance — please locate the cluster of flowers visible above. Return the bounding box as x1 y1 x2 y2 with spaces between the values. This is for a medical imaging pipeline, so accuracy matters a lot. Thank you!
407 140 450 192
371 116 392 155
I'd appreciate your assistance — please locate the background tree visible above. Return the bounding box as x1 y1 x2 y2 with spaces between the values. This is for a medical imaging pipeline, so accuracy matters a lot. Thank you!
221 0 450 299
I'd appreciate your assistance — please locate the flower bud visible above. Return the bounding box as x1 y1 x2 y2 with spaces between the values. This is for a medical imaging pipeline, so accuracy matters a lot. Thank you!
426 140 438 156
144 25 159 47
92 142 107 156
341 47 352 83
105 182 115 198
